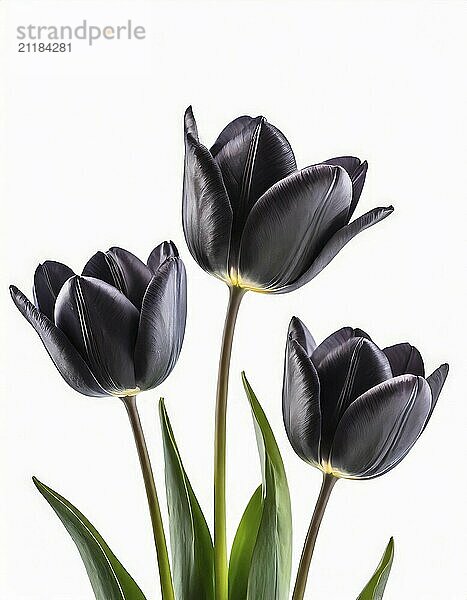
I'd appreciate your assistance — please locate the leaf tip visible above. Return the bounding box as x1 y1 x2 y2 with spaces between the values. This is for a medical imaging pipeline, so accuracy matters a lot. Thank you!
32 476 47 496
158 397 167 420
242 370 251 383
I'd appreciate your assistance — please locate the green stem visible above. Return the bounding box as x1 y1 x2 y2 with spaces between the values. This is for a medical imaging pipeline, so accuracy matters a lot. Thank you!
122 395 175 600
214 285 246 600
292 473 337 600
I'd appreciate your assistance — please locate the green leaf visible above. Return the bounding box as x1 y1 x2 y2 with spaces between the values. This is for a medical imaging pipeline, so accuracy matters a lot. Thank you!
228 485 262 599
357 538 394 600
159 399 214 600
33 477 147 600
229 373 292 600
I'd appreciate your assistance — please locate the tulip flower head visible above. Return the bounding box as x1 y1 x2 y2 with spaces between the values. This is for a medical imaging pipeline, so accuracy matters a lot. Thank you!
183 106 393 293
10 242 186 398
283 317 448 479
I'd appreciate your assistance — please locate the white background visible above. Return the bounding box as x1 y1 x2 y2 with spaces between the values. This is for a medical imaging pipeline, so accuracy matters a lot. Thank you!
1 1 466 599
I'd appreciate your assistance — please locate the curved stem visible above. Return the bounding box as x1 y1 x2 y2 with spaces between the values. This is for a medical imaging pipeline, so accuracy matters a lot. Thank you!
292 473 337 600
122 395 175 600
214 285 246 600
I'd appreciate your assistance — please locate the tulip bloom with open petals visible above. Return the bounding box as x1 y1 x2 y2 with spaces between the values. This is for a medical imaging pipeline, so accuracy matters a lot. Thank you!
183 106 393 293
10 242 186 398
283 317 449 479
183 106 395 598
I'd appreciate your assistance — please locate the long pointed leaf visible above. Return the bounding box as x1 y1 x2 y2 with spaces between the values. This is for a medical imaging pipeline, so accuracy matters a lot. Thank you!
159 399 214 600
33 477 147 600
229 486 262 600
357 538 394 600
229 374 292 600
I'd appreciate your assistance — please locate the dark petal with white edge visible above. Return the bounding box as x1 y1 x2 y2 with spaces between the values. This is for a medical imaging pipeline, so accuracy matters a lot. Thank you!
106 247 153 309
147 241 179 273
276 206 394 294
311 326 372 368
82 251 119 289
238 165 352 291
425 363 449 422
55 276 139 395
321 156 368 218
317 337 392 460
375 364 448 471
134 258 187 390
211 117 296 249
288 316 317 356
10 286 106 397
83 247 153 308
330 375 431 479
33 261 75 321
183 116 232 280
210 115 255 157
283 338 321 466
383 343 425 377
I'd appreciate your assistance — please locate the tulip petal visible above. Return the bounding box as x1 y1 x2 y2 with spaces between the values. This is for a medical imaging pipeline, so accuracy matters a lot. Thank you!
106 247 153 309
184 105 199 140
238 165 352 291
134 258 187 391
55 276 139 395
330 375 431 479
211 116 296 253
321 157 368 218
183 116 232 280
33 261 75 321
287 316 316 356
210 115 255 157
9 286 106 397
317 337 392 460
383 343 425 377
277 206 394 293
283 339 321 466
82 247 152 309
147 241 179 273
425 363 449 422
82 251 122 289
311 326 372 368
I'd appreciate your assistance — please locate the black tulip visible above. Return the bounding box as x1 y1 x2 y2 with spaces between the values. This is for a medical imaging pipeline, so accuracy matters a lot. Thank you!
183 106 393 293
283 317 449 479
10 242 187 398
